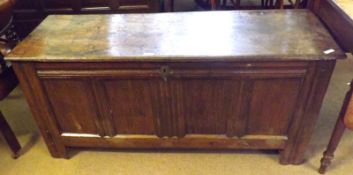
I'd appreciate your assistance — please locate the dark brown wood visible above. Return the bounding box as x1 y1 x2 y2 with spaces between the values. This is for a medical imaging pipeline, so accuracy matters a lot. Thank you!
7 10 345 62
61 134 287 149
195 0 306 10
42 79 104 135
0 111 21 158
0 0 15 30
164 0 174 12
279 60 336 164
344 82 353 130
0 66 21 159
311 1 353 172
319 80 353 174
0 0 21 159
0 67 18 100
12 63 67 158
311 0 353 53
12 0 161 37
6 10 345 164
211 0 217 9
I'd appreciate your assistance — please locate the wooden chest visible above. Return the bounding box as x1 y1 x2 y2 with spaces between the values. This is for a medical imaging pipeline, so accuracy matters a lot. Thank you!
6 10 346 165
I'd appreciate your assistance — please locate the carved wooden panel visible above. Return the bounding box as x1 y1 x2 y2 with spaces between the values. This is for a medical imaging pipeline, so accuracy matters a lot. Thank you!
167 69 305 138
28 59 339 166
14 60 336 165
42 79 102 135
101 79 163 136
246 78 303 136
37 64 307 140
169 79 241 135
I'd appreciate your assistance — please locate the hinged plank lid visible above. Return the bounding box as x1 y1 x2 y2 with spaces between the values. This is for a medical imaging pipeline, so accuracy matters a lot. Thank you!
6 10 346 62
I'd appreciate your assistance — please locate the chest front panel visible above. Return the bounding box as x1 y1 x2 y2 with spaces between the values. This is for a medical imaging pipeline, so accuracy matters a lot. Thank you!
35 61 310 148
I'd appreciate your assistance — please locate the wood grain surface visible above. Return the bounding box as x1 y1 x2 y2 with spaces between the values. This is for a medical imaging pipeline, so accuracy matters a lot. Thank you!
311 0 353 53
6 10 345 62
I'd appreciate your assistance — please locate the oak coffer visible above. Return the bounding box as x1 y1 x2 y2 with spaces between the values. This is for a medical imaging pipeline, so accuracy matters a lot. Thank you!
6 10 346 164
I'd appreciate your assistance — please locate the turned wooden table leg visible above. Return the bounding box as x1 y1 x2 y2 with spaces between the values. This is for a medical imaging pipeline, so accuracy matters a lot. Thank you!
294 0 300 8
319 116 346 174
211 0 217 9
319 81 353 174
277 0 284 9
0 111 21 158
164 0 174 12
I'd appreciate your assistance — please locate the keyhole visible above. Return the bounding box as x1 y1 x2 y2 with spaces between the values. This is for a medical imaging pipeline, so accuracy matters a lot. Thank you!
160 66 169 82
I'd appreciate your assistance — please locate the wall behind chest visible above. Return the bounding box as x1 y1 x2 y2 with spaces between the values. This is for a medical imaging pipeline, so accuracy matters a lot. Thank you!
12 0 161 37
